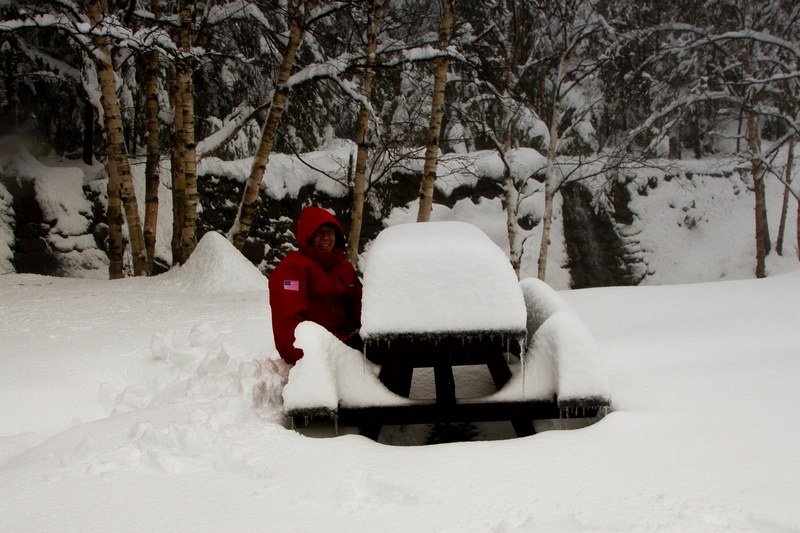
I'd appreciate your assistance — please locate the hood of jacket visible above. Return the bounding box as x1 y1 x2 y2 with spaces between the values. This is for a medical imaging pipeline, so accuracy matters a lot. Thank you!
296 206 346 257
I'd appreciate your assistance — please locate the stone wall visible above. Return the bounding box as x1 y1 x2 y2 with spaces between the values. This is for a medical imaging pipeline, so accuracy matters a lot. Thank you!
2 162 649 287
561 180 650 288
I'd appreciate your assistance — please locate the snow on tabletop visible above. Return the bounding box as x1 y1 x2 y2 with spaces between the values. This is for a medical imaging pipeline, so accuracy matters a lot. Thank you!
488 278 611 404
360 221 527 339
282 322 412 412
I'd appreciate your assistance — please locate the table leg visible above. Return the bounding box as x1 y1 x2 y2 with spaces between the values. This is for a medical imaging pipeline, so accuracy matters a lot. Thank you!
433 355 456 405
378 357 414 397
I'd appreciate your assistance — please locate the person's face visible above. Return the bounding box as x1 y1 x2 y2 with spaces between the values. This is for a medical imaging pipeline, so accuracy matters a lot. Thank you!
311 225 336 252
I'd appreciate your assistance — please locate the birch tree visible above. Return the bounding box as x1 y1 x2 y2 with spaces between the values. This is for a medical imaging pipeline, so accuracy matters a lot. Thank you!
87 0 148 277
143 0 162 273
776 136 795 256
454 0 544 276
230 0 319 250
529 0 612 281
416 0 456 223
174 0 197 264
346 0 382 265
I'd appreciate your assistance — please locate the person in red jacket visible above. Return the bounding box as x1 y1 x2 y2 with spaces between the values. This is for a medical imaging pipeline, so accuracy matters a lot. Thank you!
268 206 362 365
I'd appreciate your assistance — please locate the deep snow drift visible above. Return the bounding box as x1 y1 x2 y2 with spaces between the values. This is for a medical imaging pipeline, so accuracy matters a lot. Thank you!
1 230 799 532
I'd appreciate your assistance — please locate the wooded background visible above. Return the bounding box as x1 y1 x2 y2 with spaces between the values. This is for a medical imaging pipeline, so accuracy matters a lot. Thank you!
0 0 798 280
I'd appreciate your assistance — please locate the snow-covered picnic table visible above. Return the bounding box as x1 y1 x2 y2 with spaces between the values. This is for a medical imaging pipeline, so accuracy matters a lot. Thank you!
284 222 611 439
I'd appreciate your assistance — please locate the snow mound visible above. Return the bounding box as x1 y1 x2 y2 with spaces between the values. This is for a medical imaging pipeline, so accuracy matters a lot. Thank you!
282 322 409 413
491 278 611 404
360 221 527 339
156 232 266 294
90 322 283 476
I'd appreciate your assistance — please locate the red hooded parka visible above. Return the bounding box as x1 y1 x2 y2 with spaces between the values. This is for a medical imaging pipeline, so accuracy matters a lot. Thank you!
268 207 362 364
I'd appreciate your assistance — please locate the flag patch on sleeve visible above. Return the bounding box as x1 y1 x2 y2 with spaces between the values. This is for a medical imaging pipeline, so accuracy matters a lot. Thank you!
283 279 300 291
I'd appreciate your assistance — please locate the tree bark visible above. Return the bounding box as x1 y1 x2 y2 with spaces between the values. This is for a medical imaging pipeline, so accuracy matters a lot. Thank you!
143 0 162 273
776 136 794 256
741 48 770 278
176 0 197 264
170 66 186 265
416 0 456 223
106 158 124 279
537 49 571 281
500 2 520 277
346 0 382 265
231 0 317 250
88 0 147 276
746 109 770 278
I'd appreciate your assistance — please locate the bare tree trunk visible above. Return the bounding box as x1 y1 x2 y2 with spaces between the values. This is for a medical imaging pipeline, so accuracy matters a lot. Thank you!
742 49 770 278
416 0 456 223
88 0 147 276
177 0 197 264
537 51 570 281
170 66 186 265
776 136 795 256
106 158 124 279
231 0 317 250
500 3 520 277
746 110 770 278
346 0 382 265
503 167 520 274
536 185 556 280
143 0 161 273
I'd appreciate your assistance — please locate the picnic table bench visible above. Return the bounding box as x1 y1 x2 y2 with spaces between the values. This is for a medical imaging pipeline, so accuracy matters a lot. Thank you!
284 221 611 441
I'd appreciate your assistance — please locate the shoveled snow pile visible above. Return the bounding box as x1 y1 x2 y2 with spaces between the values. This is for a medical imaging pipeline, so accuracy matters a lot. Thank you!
360 221 527 339
154 231 267 293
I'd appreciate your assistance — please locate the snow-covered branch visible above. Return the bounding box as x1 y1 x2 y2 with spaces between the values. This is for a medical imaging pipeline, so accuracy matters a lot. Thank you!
197 105 262 159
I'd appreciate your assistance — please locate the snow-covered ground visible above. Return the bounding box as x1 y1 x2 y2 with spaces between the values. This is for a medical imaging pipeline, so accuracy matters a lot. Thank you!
1 228 799 532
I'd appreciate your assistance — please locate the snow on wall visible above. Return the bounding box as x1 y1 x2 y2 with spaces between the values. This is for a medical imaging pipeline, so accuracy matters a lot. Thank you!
198 146 353 200
360 221 528 339
396 148 546 198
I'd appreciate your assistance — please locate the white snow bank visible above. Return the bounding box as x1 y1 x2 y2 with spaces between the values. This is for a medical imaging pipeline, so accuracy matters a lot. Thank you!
0 140 92 235
0 181 13 273
491 278 611 404
360 221 527 339
282 322 408 412
154 231 266 294
32 167 92 235
198 145 352 200
85 322 285 476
